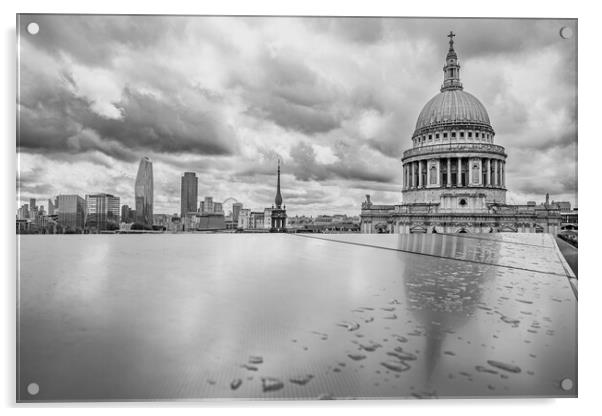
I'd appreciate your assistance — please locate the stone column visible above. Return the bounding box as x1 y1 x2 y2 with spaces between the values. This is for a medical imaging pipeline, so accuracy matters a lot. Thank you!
486 158 491 186
493 159 498 186
418 160 423 188
457 157 462 186
447 158 451 187
501 161 505 187
412 162 416 188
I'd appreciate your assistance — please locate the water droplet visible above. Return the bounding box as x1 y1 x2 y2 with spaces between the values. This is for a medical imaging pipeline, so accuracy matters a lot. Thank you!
364 317 374 323
443 351 456 356
411 391 438 399
333 367 341 373
390 347 418 361
241 364 258 371
383 314 397 320
500 315 520 327
381 360 410 372
359 342 382 352
347 353 367 361
337 321 360 331
381 307 395 312
249 356 263 364
207 379 216 385
290 374 314 385
230 378 242 390
475 365 498 375
261 377 284 392
487 360 522 373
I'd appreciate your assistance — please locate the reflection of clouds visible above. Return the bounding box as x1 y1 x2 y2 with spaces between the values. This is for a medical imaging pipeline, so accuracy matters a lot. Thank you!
401 234 501 387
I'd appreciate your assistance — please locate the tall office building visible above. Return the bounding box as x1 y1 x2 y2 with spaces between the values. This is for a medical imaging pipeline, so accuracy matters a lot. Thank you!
180 172 198 218
201 196 214 214
29 198 37 213
57 194 86 230
121 204 134 223
47 198 55 215
135 157 154 225
232 202 243 222
85 193 120 230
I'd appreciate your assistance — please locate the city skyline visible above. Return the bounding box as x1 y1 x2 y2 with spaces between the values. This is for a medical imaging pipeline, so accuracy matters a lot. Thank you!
17 16 577 216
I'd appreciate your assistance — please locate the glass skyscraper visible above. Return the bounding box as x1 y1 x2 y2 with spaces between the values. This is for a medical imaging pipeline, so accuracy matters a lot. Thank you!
180 172 198 218
135 157 154 226
85 193 120 231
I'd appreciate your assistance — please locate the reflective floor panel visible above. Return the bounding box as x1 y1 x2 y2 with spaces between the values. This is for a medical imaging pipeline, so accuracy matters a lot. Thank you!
17 233 577 401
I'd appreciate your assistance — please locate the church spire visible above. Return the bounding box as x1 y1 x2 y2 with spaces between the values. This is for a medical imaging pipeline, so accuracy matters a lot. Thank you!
275 159 283 208
441 31 463 92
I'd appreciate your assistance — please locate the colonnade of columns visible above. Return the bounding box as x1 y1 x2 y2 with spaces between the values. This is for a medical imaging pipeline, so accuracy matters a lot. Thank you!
403 157 505 190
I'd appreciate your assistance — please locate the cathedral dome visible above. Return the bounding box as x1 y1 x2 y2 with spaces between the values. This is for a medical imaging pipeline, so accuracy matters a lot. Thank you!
411 31 494 140
414 89 491 134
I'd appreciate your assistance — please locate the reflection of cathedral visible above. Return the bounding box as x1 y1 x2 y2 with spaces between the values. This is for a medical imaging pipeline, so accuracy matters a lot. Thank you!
361 32 561 234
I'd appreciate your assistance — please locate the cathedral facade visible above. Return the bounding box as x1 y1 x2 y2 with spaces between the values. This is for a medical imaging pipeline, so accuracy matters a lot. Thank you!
360 33 562 235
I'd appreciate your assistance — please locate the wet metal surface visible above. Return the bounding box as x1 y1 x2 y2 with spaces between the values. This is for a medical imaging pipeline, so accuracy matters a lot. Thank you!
17 233 577 401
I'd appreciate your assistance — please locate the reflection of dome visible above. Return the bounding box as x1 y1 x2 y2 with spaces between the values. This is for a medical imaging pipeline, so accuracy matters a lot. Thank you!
414 89 492 135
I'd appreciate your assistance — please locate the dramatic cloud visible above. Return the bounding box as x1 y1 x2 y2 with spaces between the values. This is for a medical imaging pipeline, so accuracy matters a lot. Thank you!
17 15 577 215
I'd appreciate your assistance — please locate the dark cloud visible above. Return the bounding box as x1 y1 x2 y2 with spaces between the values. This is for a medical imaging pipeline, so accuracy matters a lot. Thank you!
16 16 577 213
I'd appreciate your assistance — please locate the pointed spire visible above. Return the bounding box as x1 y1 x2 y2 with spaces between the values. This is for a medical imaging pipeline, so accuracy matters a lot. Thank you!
275 159 283 208
441 31 463 92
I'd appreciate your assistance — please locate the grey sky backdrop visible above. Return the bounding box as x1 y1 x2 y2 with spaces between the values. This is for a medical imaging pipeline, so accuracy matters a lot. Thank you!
17 15 577 216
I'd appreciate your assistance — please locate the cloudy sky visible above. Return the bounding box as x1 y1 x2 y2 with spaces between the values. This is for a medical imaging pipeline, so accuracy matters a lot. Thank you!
17 15 577 216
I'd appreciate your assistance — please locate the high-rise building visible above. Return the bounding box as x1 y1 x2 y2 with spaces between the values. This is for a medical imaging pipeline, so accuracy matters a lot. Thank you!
17 203 29 220
29 198 36 213
200 196 214 214
232 202 243 222
57 194 86 231
85 193 120 231
213 202 223 213
180 172 198 218
47 198 55 215
121 204 134 223
135 157 154 225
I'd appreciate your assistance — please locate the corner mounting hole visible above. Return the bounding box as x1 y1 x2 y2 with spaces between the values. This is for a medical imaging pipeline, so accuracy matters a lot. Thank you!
559 26 573 39
560 377 573 391
27 22 40 35
27 382 39 395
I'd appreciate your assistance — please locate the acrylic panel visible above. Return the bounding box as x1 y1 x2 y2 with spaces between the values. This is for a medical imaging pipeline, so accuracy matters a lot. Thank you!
16 15 578 402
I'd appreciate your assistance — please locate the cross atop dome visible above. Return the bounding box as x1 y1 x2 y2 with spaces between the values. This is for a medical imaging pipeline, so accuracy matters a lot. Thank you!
441 31 463 92
447 31 455 49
